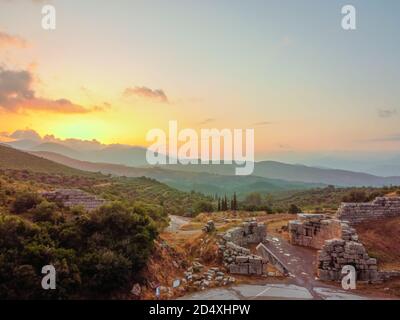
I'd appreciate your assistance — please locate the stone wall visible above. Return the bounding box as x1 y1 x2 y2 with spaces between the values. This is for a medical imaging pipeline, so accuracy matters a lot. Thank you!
222 221 266 246
317 238 379 283
288 214 342 249
288 214 381 283
218 220 267 276
41 189 106 212
337 196 400 225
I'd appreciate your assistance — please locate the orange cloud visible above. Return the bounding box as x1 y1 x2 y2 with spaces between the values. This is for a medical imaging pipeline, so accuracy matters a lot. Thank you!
0 67 101 114
0 31 27 49
124 86 168 103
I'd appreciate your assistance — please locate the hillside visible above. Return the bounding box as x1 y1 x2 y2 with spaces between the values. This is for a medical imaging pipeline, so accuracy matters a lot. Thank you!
253 161 400 187
0 145 213 217
7 139 400 187
31 151 321 196
160 161 400 187
0 144 92 176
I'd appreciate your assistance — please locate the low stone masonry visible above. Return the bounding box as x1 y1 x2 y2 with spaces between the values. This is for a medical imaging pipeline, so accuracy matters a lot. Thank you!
288 214 342 249
222 220 266 246
289 214 381 283
41 189 106 212
317 238 379 283
337 196 400 225
218 220 268 276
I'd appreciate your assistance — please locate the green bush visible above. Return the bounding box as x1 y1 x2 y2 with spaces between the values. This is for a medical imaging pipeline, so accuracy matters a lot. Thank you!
288 204 302 214
32 201 61 223
11 192 41 214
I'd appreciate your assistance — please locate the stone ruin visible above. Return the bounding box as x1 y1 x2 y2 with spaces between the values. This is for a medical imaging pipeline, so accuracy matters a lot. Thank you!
318 238 379 283
41 188 106 212
337 196 400 224
218 220 268 276
289 214 343 249
222 221 266 246
289 212 399 283
202 220 215 233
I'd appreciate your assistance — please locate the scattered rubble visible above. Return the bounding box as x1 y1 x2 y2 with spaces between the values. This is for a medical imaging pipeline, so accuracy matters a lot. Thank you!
184 262 236 290
130 283 142 296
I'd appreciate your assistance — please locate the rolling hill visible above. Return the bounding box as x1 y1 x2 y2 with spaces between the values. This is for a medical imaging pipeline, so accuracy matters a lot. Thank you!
159 161 400 187
0 144 92 176
7 138 400 188
30 151 321 196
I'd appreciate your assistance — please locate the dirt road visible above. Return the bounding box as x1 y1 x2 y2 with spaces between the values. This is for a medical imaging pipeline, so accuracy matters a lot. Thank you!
165 215 192 233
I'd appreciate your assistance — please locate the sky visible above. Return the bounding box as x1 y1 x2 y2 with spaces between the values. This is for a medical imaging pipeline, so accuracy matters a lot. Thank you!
0 0 399 161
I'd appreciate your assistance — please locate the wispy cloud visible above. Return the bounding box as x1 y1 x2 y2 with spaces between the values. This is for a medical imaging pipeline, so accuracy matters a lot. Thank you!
378 108 397 118
0 67 101 114
0 30 27 49
198 118 215 125
123 86 169 103
251 121 273 127
362 134 400 143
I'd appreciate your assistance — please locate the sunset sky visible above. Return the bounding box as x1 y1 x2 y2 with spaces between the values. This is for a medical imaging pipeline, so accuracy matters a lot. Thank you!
1 0 400 160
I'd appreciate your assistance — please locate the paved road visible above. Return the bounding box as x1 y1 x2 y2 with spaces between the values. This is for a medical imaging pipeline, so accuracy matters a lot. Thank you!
180 235 380 300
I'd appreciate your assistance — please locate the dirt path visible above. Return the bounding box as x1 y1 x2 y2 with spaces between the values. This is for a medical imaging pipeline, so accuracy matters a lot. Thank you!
165 215 192 233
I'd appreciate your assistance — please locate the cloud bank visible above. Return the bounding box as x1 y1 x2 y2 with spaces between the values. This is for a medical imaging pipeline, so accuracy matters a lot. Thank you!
0 67 100 113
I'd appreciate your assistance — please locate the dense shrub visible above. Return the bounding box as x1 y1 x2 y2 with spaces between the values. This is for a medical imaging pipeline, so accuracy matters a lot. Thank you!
194 200 214 213
288 204 302 214
11 192 41 214
0 201 158 299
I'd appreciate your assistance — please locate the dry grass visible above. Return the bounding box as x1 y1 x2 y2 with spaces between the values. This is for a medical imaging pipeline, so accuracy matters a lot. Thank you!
356 217 400 270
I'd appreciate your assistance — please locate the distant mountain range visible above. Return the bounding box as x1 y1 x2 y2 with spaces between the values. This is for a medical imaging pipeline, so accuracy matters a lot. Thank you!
30 151 320 196
7 140 150 167
4 139 400 190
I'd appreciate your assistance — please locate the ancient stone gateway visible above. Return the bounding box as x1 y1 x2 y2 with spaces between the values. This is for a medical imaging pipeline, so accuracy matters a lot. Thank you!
288 214 379 282
288 204 400 283
218 220 268 276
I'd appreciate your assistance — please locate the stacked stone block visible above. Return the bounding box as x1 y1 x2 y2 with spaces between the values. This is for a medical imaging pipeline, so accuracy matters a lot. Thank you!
218 220 267 276
41 189 106 212
288 214 342 249
317 239 379 283
288 214 381 283
337 197 400 224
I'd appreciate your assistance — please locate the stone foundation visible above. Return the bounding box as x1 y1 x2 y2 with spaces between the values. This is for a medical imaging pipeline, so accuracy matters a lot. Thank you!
337 196 400 225
41 188 106 212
